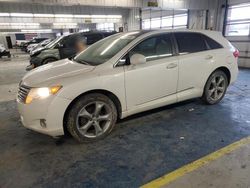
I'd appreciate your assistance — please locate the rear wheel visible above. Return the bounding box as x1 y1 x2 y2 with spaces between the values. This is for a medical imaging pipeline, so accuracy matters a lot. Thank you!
66 93 117 143
202 70 228 105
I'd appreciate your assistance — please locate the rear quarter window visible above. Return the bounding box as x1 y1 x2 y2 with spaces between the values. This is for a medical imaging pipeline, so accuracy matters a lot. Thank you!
203 35 223 50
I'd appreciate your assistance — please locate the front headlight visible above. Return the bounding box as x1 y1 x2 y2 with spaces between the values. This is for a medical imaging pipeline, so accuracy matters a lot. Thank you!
25 85 62 104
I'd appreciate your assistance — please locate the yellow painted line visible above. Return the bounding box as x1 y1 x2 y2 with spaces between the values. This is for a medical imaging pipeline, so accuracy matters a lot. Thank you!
141 136 250 188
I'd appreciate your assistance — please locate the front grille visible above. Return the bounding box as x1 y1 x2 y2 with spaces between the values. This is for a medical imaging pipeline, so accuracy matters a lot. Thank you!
18 85 31 103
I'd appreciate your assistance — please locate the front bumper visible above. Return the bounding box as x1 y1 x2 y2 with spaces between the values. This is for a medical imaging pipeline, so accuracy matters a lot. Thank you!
17 95 71 137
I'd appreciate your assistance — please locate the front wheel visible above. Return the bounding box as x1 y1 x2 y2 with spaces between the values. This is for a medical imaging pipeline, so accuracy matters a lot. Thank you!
66 93 117 143
202 70 228 105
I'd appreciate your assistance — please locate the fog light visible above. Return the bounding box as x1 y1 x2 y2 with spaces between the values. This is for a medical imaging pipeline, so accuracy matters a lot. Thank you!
40 119 46 128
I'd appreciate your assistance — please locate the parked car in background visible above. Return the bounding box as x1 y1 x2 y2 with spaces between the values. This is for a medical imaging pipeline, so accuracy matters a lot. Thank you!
27 39 53 54
27 43 39 53
17 30 239 142
0 44 11 58
16 40 29 47
30 38 53 54
30 38 57 57
26 31 116 70
21 38 48 52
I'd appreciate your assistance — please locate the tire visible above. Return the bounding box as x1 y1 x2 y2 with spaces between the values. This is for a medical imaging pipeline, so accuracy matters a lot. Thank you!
66 93 117 143
202 70 228 105
42 58 56 65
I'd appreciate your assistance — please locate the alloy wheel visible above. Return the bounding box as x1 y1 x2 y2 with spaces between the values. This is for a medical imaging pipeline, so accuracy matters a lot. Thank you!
207 75 226 101
76 101 112 138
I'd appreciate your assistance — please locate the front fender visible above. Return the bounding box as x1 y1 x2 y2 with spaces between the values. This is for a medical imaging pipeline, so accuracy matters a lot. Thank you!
57 66 127 112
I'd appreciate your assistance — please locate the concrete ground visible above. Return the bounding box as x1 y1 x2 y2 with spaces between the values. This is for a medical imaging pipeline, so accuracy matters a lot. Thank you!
0 50 250 187
164 142 250 188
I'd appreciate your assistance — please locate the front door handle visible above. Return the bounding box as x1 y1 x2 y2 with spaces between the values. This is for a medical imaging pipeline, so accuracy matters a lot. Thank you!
167 63 177 69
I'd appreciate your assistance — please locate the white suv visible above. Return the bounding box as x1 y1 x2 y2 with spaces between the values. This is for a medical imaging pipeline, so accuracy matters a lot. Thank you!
17 30 239 142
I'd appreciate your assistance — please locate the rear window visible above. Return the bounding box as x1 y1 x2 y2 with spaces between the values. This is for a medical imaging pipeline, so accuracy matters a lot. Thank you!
175 32 207 54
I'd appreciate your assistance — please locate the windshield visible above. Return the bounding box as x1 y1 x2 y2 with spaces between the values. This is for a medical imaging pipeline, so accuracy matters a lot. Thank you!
45 36 64 49
74 32 140 66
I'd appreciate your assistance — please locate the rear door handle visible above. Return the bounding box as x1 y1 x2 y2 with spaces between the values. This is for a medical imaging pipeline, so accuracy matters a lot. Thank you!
167 63 177 69
205 55 213 60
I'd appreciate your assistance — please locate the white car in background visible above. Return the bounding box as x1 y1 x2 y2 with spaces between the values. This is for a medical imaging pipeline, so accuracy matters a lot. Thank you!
0 43 11 58
17 29 239 143
0 43 5 52
16 40 29 47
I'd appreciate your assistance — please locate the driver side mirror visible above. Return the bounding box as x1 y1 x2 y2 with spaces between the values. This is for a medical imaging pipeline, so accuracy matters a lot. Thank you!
130 54 146 66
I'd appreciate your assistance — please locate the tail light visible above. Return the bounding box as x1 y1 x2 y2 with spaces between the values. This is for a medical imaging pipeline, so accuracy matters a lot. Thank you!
233 49 239 58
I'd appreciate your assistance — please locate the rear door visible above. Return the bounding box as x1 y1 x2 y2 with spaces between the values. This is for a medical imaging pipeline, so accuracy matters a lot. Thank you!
174 32 215 100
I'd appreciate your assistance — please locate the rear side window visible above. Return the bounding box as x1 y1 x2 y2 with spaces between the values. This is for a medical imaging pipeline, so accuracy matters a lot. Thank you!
175 33 207 54
62 35 77 48
103 32 115 37
203 36 223 49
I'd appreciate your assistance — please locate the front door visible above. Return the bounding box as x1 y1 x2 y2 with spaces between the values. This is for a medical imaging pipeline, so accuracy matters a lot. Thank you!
124 34 178 110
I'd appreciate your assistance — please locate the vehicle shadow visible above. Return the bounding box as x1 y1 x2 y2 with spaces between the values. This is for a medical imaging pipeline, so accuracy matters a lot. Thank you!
58 98 202 145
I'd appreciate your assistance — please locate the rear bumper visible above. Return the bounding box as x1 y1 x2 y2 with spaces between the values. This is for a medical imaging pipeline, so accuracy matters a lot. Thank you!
17 96 72 137
229 63 239 85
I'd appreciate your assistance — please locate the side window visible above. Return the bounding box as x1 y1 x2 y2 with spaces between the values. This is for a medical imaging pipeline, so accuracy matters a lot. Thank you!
203 36 223 50
129 34 173 62
85 34 103 45
175 33 208 54
103 32 114 37
62 35 80 48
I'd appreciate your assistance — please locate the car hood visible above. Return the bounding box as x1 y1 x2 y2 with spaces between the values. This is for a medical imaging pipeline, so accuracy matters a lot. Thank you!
30 47 44 55
22 59 95 87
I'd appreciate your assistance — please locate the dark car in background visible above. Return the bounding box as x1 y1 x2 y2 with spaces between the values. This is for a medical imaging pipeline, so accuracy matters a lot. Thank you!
21 38 48 52
27 31 116 70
